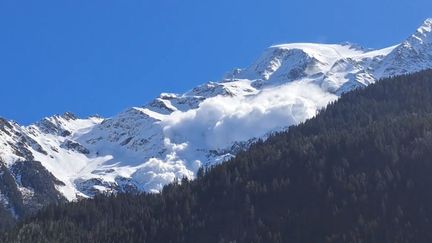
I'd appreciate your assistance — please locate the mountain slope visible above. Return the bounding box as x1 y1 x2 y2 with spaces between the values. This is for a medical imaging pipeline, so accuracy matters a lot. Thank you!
1 19 432 217
5 69 432 243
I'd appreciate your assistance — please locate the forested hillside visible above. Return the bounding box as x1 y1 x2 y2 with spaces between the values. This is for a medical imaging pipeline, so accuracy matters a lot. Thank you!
4 70 432 242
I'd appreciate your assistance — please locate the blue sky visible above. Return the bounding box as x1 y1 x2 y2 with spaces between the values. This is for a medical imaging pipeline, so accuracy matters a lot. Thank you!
1 0 431 124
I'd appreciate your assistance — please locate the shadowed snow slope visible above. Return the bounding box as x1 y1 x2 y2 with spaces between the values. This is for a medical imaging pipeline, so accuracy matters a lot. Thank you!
1 19 432 209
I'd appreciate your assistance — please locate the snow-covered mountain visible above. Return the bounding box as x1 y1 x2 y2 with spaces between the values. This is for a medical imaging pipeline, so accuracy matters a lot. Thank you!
1 19 432 217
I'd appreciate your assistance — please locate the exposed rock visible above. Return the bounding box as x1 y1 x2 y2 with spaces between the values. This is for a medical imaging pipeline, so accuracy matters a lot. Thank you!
60 140 90 154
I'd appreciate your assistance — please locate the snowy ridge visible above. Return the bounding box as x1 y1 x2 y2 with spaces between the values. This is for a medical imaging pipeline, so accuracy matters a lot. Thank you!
1 19 432 203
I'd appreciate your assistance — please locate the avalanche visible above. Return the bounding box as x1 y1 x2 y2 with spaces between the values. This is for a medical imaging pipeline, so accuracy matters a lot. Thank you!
1 18 432 201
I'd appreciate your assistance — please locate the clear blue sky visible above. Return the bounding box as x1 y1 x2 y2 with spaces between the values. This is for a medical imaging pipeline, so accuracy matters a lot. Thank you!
1 0 431 124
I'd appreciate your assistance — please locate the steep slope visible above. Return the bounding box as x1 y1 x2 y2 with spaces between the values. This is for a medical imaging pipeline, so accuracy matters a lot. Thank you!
1 19 432 214
5 69 432 243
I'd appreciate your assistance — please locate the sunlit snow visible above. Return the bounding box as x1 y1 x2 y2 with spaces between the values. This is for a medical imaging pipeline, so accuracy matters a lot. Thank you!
1 18 432 200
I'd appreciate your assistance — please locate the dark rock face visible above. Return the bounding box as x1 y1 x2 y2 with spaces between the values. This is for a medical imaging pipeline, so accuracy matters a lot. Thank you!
10 161 66 212
0 118 13 135
19 134 48 156
60 140 90 154
37 118 71 137
62 112 77 121
0 160 67 230
0 162 25 217
7 141 34 161
36 113 77 137
74 177 139 198
75 178 117 197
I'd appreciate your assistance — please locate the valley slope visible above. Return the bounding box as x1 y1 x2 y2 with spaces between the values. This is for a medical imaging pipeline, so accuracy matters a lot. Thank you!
1 19 432 221
5 67 432 243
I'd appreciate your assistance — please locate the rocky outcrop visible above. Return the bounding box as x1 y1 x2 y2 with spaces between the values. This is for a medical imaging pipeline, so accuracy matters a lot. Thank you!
0 159 67 229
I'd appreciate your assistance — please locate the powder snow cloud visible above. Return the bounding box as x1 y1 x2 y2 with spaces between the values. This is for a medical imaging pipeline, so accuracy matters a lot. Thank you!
162 82 337 150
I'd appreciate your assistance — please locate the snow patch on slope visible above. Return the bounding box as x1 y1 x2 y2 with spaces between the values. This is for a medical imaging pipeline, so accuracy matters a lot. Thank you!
2 19 432 201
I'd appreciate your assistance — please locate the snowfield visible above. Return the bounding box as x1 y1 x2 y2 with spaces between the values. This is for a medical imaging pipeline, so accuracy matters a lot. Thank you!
1 19 432 200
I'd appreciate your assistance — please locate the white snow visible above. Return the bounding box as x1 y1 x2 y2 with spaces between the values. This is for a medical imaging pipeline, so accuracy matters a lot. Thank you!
163 82 336 150
1 19 432 201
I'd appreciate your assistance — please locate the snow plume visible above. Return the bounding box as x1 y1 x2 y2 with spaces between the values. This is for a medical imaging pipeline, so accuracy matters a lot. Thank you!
8 20 432 199
131 158 196 193
131 138 200 193
163 82 337 150
130 82 336 193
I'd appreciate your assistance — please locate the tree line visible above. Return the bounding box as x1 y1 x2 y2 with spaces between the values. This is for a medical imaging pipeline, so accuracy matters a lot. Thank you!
4 70 432 242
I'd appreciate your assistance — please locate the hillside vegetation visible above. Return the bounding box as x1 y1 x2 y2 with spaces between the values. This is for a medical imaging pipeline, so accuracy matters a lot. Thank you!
4 70 432 242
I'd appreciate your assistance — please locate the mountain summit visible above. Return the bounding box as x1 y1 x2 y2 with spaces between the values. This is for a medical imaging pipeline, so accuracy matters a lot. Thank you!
1 19 432 220
410 18 432 44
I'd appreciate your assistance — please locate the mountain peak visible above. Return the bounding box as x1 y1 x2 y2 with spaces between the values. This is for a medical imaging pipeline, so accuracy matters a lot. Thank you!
61 112 78 121
3 19 432 209
416 18 432 36
406 18 432 45
419 18 432 31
